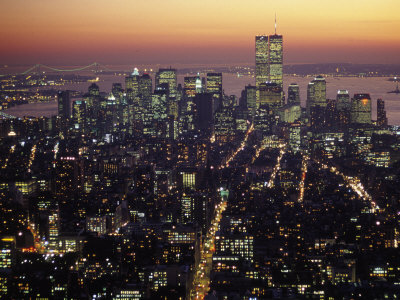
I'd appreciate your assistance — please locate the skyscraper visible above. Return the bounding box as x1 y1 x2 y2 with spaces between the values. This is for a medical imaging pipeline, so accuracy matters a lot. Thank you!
156 68 177 98
194 93 213 132
242 85 257 113
268 34 283 89
255 35 269 94
336 90 351 127
57 90 71 119
258 82 282 111
125 68 140 104
206 72 223 110
377 98 388 127
287 83 300 105
206 73 222 100
139 73 152 109
306 76 327 116
72 100 87 131
350 93 372 124
184 76 197 98
255 19 283 102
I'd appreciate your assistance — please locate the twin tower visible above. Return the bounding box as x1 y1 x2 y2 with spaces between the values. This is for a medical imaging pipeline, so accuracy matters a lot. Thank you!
255 25 283 109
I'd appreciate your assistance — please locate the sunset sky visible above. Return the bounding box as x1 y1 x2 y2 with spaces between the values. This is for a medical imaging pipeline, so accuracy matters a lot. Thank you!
1 0 399 65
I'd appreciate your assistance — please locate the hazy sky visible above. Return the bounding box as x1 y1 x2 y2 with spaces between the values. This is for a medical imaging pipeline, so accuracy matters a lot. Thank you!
1 0 399 65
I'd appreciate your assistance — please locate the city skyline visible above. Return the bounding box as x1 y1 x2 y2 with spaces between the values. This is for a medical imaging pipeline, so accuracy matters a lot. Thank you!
1 0 400 65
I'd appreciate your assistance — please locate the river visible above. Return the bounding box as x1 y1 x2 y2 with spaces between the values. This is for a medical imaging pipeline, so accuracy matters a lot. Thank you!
4 73 400 125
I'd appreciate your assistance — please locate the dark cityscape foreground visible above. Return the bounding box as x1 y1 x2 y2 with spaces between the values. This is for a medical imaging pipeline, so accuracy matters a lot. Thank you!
1 30 400 300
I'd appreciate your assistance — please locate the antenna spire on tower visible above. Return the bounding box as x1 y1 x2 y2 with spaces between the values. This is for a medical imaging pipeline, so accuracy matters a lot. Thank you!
275 13 277 35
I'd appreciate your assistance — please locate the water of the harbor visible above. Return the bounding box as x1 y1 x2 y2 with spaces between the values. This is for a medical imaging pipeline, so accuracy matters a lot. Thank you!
3 68 400 125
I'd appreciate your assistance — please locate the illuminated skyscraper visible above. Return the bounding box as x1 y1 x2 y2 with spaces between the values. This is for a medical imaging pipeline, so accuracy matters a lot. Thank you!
336 90 351 127
242 85 257 113
87 83 100 108
306 76 327 115
139 73 152 109
350 93 372 124
156 68 177 98
72 100 87 131
195 73 202 93
287 83 300 105
377 98 388 127
125 68 140 103
256 18 283 102
57 90 71 119
268 34 283 89
184 76 197 98
255 35 269 97
306 76 327 126
111 83 124 105
206 73 222 100
258 82 282 111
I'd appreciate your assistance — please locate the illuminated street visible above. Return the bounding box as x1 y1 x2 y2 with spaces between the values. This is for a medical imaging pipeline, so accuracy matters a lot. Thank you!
1 144 15 169
27 143 37 172
221 123 253 169
191 199 227 300
315 159 376 208
298 153 309 203
267 144 286 188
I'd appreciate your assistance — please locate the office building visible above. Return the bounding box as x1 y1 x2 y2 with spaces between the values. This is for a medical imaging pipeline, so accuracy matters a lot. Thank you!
258 82 282 111
288 83 300 105
206 72 223 103
125 68 140 103
350 93 372 124
255 35 269 96
156 68 177 98
184 76 197 98
72 100 87 131
268 34 283 89
377 99 388 127
57 90 71 119
307 76 326 111
241 85 257 113
139 73 153 109
336 90 351 127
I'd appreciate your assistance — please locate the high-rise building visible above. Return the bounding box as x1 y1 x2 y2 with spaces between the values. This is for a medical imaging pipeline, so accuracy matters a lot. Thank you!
72 100 87 131
125 68 140 104
184 76 197 98
139 73 153 109
350 93 372 124
112 83 124 105
377 98 388 127
255 35 269 94
268 34 283 89
194 93 213 132
195 73 202 93
57 90 71 119
156 68 177 98
87 83 100 109
336 90 351 127
180 194 194 224
258 82 282 111
287 83 300 105
255 20 283 102
206 73 222 99
0 236 15 270
241 85 257 114
306 76 327 115
214 106 235 143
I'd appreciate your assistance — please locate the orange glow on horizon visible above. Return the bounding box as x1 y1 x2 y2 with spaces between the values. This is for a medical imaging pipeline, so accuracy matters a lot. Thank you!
0 0 399 65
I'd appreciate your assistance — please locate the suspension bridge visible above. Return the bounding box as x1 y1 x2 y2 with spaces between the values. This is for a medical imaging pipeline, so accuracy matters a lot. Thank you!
0 111 17 120
0 62 119 77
